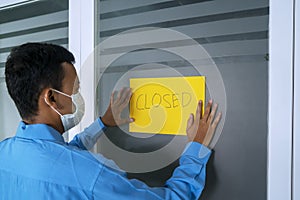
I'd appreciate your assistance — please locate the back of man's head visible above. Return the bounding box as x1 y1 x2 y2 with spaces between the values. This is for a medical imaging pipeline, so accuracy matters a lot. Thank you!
5 43 75 120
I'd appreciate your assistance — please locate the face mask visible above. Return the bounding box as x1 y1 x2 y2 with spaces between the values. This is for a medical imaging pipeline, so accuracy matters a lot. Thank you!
44 89 85 132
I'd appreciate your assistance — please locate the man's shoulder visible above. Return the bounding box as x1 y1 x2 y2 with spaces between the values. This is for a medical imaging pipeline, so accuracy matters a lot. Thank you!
0 136 14 144
0 136 16 151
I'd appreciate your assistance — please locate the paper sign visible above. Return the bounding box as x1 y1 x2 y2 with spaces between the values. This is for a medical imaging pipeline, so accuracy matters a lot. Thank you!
129 76 205 135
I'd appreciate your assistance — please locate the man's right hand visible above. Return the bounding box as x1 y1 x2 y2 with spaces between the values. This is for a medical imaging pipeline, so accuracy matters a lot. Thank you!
186 99 221 147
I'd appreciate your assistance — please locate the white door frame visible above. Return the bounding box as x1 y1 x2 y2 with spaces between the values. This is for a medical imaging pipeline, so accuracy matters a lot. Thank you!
293 0 300 199
268 0 294 199
68 0 96 141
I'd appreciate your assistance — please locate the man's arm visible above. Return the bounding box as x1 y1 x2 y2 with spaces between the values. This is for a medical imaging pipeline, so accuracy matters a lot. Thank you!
93 142 210 200
92 100 221 200
67 118 106 150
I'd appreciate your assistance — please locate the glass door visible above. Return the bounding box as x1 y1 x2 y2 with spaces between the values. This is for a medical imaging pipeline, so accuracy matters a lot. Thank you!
95 1 269 199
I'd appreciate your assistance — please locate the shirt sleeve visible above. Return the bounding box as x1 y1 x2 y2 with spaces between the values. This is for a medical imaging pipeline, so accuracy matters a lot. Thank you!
93 142 211 200
67 118 107 150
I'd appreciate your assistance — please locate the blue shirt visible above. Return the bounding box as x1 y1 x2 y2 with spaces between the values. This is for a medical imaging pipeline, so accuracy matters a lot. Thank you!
0 119 211 200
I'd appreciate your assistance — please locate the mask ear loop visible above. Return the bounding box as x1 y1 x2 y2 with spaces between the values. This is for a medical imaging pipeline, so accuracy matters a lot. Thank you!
51 88 80 115
44 97 63 117
51 88 72 98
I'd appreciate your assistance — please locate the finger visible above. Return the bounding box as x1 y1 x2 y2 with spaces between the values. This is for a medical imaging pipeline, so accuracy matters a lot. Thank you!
207 103 218 124
116 87 126 105
120 88 132 108
119 117 134 125
194 100 202 126
212 112 222 128
119 87 131 105
186 113 194 130
110 91 115 105
200 100 203 119
203 112 221 146
186 114 195 141
203 126 214 147
203 99 213 122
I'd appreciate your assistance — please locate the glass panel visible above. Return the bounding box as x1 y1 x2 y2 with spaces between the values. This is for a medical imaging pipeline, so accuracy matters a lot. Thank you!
0 0 69 141
96 0 268 199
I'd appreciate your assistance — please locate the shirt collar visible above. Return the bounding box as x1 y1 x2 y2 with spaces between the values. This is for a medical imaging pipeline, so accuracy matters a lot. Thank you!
15 121 65 143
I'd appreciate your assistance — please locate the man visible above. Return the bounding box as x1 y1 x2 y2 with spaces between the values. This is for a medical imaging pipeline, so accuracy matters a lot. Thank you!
0 43 221 199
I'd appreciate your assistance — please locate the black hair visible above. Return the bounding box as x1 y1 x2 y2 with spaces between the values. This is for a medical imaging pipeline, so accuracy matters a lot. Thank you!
5 43 75 120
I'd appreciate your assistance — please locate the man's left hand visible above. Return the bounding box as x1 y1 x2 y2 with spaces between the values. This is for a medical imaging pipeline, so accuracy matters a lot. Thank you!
101 87 134 127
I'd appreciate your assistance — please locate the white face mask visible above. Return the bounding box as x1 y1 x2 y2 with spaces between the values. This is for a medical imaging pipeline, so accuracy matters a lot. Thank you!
44 88 85 132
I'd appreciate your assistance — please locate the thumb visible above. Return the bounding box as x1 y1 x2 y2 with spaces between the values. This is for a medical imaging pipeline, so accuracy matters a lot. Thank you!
186 114 194 130
119 117 135 125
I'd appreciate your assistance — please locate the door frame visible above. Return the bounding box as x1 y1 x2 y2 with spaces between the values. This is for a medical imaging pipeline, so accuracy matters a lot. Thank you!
68 0 96 140
293 0 300 199
268 0 294 200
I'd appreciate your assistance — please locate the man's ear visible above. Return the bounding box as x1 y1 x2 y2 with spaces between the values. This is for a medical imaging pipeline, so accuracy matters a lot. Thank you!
43 89 57 108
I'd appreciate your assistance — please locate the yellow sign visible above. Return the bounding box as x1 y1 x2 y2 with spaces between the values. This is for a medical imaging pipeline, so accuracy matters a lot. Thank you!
129 76 205 135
